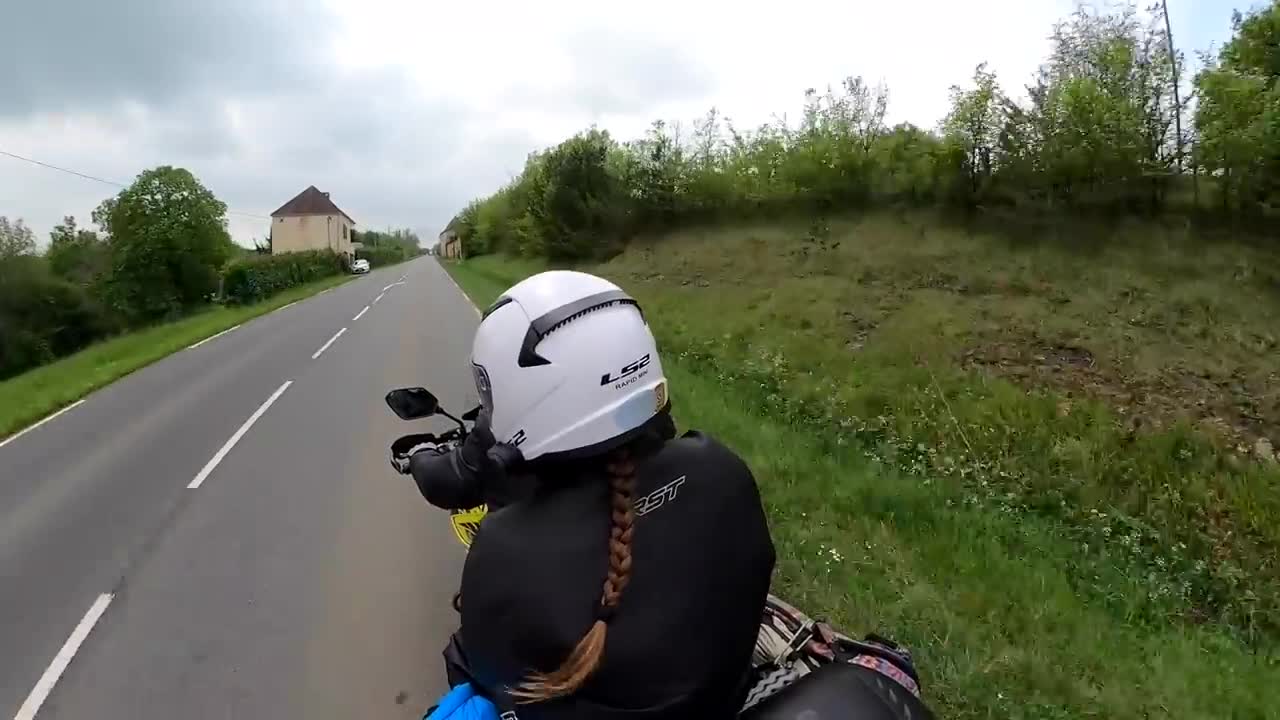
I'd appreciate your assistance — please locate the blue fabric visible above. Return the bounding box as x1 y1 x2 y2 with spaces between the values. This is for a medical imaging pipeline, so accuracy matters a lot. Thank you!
423 683 501 720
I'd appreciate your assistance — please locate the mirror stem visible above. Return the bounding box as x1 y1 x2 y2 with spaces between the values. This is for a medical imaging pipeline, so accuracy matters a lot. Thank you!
438 409 466 435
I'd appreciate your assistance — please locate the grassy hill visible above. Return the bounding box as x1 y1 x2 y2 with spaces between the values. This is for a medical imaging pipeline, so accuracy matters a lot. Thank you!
444 211 1280 719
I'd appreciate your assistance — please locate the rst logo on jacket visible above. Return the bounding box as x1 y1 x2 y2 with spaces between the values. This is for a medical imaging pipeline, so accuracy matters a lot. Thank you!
636 476 685 516
601 353 651 387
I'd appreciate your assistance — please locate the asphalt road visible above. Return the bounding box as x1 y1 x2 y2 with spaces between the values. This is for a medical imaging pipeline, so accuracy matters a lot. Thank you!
0 257 482 719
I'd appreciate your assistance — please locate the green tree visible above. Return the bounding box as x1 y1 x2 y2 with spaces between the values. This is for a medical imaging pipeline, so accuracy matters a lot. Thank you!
1006 6 1179 210
785 76 889 207
252 230 272 255
533 129 625 260
1194 0 1280 212
870 123 945 201
620 120 686 228
95 166 234 322
0 216 37 258
47 215 110 286
942 64 1006 204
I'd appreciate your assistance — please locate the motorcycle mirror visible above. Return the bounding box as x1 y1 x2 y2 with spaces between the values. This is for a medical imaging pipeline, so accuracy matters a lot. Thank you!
385 387 440 420
461 405 482 422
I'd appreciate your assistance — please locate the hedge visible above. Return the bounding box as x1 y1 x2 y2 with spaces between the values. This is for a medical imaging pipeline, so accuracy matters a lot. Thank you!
356 245 412 268
221 249 346 304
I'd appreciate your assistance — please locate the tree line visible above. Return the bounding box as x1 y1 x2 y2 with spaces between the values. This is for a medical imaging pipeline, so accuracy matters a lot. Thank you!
0 166 420 380
448 1 1280 261
1 166 237 379
353 228 423 267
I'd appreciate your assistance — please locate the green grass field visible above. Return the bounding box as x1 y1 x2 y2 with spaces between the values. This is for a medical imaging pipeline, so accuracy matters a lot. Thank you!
0 273 353 439
443 212 1280 719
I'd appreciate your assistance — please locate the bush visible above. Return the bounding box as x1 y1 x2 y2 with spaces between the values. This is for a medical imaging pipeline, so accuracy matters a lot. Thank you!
221 249 345 304
0 255 115 379
357 245 410 268
453 129 627 261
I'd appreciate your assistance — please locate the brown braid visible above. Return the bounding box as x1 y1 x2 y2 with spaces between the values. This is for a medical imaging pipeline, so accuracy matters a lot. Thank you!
510 449 637 703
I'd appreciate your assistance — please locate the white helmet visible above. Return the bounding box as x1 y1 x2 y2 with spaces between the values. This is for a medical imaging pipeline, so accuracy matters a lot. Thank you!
471 270 669 462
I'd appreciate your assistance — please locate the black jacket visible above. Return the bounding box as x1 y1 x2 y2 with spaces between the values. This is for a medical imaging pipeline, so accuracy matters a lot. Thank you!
454 430 776 719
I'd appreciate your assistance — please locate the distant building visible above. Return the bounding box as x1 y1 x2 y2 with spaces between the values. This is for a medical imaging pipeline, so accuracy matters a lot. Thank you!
438 229 463 259
270 186 356 261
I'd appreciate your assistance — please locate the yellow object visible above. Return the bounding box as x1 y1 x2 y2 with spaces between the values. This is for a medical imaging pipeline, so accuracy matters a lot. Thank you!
450 505 489 547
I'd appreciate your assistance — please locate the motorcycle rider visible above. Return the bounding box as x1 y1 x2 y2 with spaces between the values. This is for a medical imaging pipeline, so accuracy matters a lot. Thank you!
404 270 777 718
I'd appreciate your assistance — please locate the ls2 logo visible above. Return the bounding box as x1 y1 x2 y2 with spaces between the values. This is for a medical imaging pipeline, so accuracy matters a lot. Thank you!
601 353 651 387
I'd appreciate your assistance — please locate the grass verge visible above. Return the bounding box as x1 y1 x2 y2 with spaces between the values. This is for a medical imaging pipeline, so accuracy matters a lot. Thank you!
442 242 1278 719
0 273 353 438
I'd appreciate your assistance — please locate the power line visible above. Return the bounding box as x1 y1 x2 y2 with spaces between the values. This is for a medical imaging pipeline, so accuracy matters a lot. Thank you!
0 149 126 187
0 148 272 220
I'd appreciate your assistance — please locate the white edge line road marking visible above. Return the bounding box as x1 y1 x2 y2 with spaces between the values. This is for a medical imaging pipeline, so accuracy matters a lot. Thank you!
14 592 114 720
186 323 242 351
0 400 86 451
186 292 300 352
442 268 483 318
352 306 370 322
187 380 293 490
310 327 347 360
316 287 335 296
373 292 386 305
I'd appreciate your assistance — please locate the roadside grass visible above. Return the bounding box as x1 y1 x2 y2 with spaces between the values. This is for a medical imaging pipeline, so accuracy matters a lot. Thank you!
0 273 354 439
603 214 1280 644
441 211 1280 719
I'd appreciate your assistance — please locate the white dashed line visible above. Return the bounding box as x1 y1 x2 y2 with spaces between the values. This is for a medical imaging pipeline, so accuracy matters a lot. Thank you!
310 327 347 360
373 292 386 305
0 400 86 451
186 323 242 351
352 306 369 322
276 301 299 312
14 593 114 720
187 380 292 490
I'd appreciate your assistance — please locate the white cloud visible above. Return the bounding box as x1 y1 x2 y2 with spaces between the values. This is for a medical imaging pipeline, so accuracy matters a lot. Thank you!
0 0 1237 247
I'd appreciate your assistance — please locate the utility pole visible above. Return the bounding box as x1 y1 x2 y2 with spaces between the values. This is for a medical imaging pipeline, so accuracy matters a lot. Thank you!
1160 0 1197 207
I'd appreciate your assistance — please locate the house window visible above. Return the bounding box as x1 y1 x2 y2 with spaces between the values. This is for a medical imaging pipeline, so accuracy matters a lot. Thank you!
342 224 348 239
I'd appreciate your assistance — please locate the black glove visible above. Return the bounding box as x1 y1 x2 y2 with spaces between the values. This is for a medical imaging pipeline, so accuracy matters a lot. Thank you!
407 410 526 510
406 417 493 510
455 409 500 480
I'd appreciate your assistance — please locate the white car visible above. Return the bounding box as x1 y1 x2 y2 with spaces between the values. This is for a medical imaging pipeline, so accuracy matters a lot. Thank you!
351 258 370 274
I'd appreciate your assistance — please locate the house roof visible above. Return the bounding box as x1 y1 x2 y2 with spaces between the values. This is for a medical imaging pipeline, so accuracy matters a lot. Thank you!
271 186 356 224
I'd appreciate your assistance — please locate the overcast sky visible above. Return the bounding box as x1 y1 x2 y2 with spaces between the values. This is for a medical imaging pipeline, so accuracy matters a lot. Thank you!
0 0 1238 247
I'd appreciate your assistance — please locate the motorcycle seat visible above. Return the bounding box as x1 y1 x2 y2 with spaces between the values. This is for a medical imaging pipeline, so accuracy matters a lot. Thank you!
739 661 935 720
